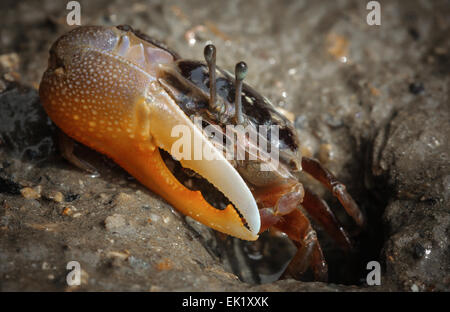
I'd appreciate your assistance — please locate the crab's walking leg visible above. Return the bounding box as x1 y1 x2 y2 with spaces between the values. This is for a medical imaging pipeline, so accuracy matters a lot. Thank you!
58 129 99 175
310 243 328 282
302 188 353 251
275 208 328 281
301 157 365 227
255 183 327 280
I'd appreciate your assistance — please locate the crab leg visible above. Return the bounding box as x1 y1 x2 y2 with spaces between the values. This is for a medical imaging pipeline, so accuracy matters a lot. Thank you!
58 130 98 175
274 208 327 281
310 243 328 282
301 157 365 227
302 187 353 250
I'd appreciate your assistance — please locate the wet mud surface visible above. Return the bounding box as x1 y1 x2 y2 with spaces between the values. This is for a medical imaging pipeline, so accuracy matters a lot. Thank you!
0 0 449 291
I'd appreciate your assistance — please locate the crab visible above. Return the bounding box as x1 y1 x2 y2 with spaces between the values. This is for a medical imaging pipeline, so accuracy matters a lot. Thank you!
39 25 365 281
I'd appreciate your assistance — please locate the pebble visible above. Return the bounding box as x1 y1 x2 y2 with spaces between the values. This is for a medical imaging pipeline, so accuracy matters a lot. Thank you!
20 186 41 199
61 205 76 216
45 190 64 203
0 53 19 71
318 143 334 164
156 258 173 271
80 269 89 285
409 82 424 95
148 213 160 223
113 192 132 206
104 214 126 231
42 262 50 270
98 193 109 201
149 285 163 292
3 72 17 82
107 250 130 260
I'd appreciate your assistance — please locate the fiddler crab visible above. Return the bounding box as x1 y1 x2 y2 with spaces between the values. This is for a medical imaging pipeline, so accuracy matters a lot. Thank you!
39 25 365 281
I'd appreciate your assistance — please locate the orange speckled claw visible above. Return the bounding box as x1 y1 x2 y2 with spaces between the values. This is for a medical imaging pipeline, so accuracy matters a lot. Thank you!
39 25 259 240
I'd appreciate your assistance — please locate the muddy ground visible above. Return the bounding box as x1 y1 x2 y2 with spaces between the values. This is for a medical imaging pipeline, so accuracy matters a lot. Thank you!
0 0 449 291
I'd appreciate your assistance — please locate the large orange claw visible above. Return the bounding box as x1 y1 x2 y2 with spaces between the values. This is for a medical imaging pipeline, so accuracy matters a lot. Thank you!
39 25 259 240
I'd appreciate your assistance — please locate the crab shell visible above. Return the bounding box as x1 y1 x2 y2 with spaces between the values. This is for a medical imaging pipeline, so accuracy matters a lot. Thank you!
39 25 302 241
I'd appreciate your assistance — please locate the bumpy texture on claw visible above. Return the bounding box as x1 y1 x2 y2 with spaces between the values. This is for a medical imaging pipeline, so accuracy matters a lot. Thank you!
39 25 259 240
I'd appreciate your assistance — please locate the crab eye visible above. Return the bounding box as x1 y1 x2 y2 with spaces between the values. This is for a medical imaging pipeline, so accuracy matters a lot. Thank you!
234 61 248 125
203 44 218 112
